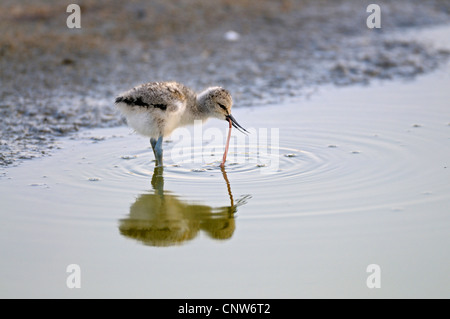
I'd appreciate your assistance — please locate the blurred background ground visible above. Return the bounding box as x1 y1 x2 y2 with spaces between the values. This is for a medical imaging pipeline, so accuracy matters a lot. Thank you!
1 0 450 166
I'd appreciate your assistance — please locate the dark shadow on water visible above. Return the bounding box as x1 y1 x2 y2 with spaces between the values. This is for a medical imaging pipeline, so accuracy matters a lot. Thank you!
118 166 251 247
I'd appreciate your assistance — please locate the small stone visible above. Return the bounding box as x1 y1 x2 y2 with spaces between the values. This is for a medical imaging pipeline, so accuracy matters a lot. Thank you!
224 30 240 42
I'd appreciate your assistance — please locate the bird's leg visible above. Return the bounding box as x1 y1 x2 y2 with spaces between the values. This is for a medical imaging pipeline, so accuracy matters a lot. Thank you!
154 135 164 167
150 138 158 162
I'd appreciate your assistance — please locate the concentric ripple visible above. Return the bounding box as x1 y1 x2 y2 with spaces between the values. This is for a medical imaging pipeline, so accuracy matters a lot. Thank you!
70 99 450 221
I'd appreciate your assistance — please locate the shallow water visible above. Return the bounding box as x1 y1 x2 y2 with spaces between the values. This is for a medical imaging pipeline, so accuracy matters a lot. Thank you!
1 58 449 297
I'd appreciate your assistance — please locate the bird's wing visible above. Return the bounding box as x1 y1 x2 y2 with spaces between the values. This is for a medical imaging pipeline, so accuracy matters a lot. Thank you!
135 82 187 113
116 82 188 113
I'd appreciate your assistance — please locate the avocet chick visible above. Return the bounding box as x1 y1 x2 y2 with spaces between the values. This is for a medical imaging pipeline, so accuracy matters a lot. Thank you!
115 81 248 167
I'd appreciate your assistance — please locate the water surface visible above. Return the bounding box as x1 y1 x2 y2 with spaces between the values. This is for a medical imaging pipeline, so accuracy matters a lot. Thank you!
1 61 449 298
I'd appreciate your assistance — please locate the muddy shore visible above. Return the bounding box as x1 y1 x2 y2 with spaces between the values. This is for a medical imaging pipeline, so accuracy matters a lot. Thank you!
1 0 450 166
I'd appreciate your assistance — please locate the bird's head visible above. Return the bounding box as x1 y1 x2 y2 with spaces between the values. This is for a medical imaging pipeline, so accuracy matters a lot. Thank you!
198 87 248 134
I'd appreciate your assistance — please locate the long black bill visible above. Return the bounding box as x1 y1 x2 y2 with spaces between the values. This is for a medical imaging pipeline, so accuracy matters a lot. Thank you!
226 114 249 134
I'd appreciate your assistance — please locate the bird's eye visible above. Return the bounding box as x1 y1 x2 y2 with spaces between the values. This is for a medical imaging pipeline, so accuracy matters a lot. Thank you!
218 103 227 111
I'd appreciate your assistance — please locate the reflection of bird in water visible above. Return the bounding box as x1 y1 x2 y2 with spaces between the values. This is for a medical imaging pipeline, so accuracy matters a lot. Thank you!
118 166 251 247
115 81 248 167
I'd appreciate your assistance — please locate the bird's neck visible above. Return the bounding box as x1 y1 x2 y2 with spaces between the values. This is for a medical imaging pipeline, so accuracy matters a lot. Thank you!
177 97 208 127
193 95 211 121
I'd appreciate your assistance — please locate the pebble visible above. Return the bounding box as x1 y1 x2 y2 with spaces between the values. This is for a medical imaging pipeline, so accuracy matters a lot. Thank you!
224 30 240 42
